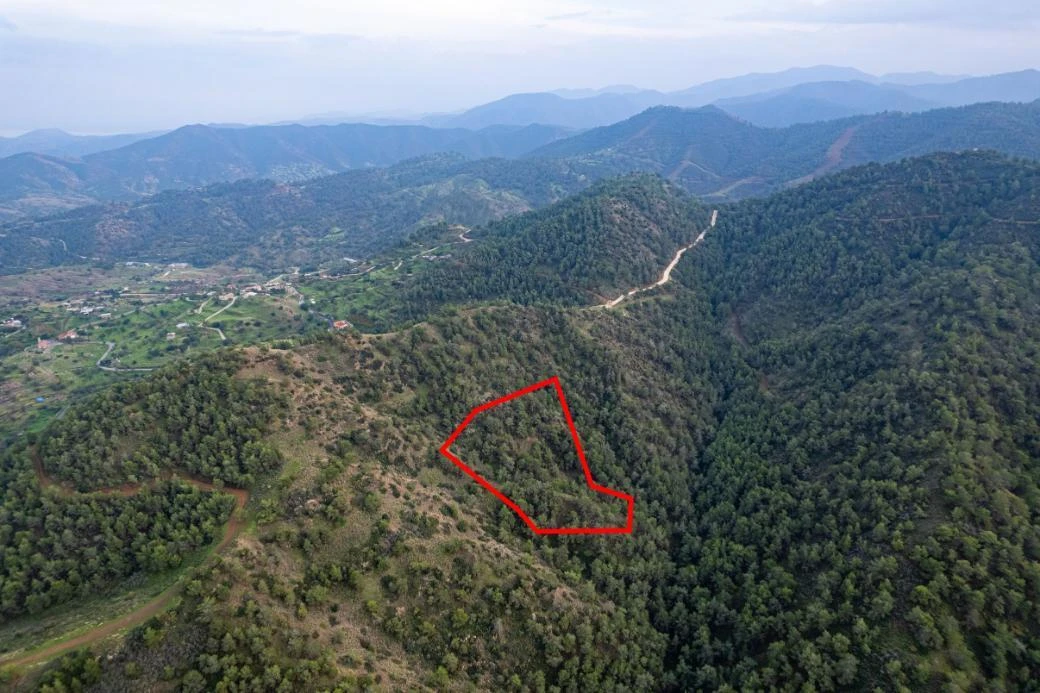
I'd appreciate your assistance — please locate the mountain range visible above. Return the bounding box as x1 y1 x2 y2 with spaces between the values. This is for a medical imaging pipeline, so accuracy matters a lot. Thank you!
3 58 1040 693
3 99 1040 274
0 154 588 272
0 122 571 220
419 66 1040 130
528 100 1040 195
0 128 163 159
2 66 1039 224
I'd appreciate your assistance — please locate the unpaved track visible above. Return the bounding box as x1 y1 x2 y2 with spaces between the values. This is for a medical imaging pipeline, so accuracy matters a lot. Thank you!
3 590 179 672
603 209 717 309
202 325 227 341
705 176 762 198
667 144 722 182
788 125 859 187
3 461 249 671
96 341 114 367
205 295 236 322
96 341 155 373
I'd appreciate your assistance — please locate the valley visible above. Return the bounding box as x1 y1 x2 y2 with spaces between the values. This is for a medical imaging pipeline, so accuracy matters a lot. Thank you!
0 151 1037 691
0 53 1039 690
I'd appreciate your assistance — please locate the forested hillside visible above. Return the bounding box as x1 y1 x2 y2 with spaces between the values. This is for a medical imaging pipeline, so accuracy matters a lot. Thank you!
669 152 1040 688
307 175 709 328
530 101 1040 195
5 152 1040 691
0 155 588 273
846 102 1040 164
0 354 284 626
527 105 846 197
302 153 1040 688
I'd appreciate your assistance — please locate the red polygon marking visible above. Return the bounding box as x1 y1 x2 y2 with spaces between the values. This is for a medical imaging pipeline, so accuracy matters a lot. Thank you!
439 376 634 535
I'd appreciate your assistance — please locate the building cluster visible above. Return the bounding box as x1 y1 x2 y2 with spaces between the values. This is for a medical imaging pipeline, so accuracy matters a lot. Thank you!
62 298 112 317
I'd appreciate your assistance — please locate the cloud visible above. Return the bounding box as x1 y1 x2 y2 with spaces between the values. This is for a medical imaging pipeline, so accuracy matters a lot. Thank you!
2 2 1039 133
219 29 301 38
214 28 361 48
297 32 362 47
546 11 597 21
0 15 17 31
732 0 1040 29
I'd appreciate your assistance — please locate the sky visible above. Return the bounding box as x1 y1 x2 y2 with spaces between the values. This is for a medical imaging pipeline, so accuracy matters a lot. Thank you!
0 0 1038 133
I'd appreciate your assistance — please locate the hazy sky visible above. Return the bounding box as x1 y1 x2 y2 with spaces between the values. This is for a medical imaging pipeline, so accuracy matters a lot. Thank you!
1 0 1038 133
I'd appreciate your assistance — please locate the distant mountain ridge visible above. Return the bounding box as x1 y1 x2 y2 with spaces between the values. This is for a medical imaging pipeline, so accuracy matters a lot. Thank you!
0 154 589 272
2 67 1038 224
0 128 163 159
715 81 939 128
528 100 1040 196
0 122 571 220
712 70 1040 127
4 100 1040 275
420 92 661 130
667 65 878 107
421 67 1040 130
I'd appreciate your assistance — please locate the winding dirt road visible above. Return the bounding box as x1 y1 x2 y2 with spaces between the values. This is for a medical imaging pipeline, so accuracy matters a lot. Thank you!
204 296 236 322
2 461 248 671
603 209 717 309
96 341 155 373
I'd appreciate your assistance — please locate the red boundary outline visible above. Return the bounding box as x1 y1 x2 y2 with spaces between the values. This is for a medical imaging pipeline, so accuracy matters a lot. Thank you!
439 376 634 535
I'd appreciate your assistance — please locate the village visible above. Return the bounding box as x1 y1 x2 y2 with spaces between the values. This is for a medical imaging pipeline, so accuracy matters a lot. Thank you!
0 261 348 433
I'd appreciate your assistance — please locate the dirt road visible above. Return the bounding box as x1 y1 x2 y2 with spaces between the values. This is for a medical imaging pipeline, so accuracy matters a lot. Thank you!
788 125 859 187
3 462 249 671
96 341 155 373
201 325 227 341
603 210 717 309
2 590 180 672
205 296 236 322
